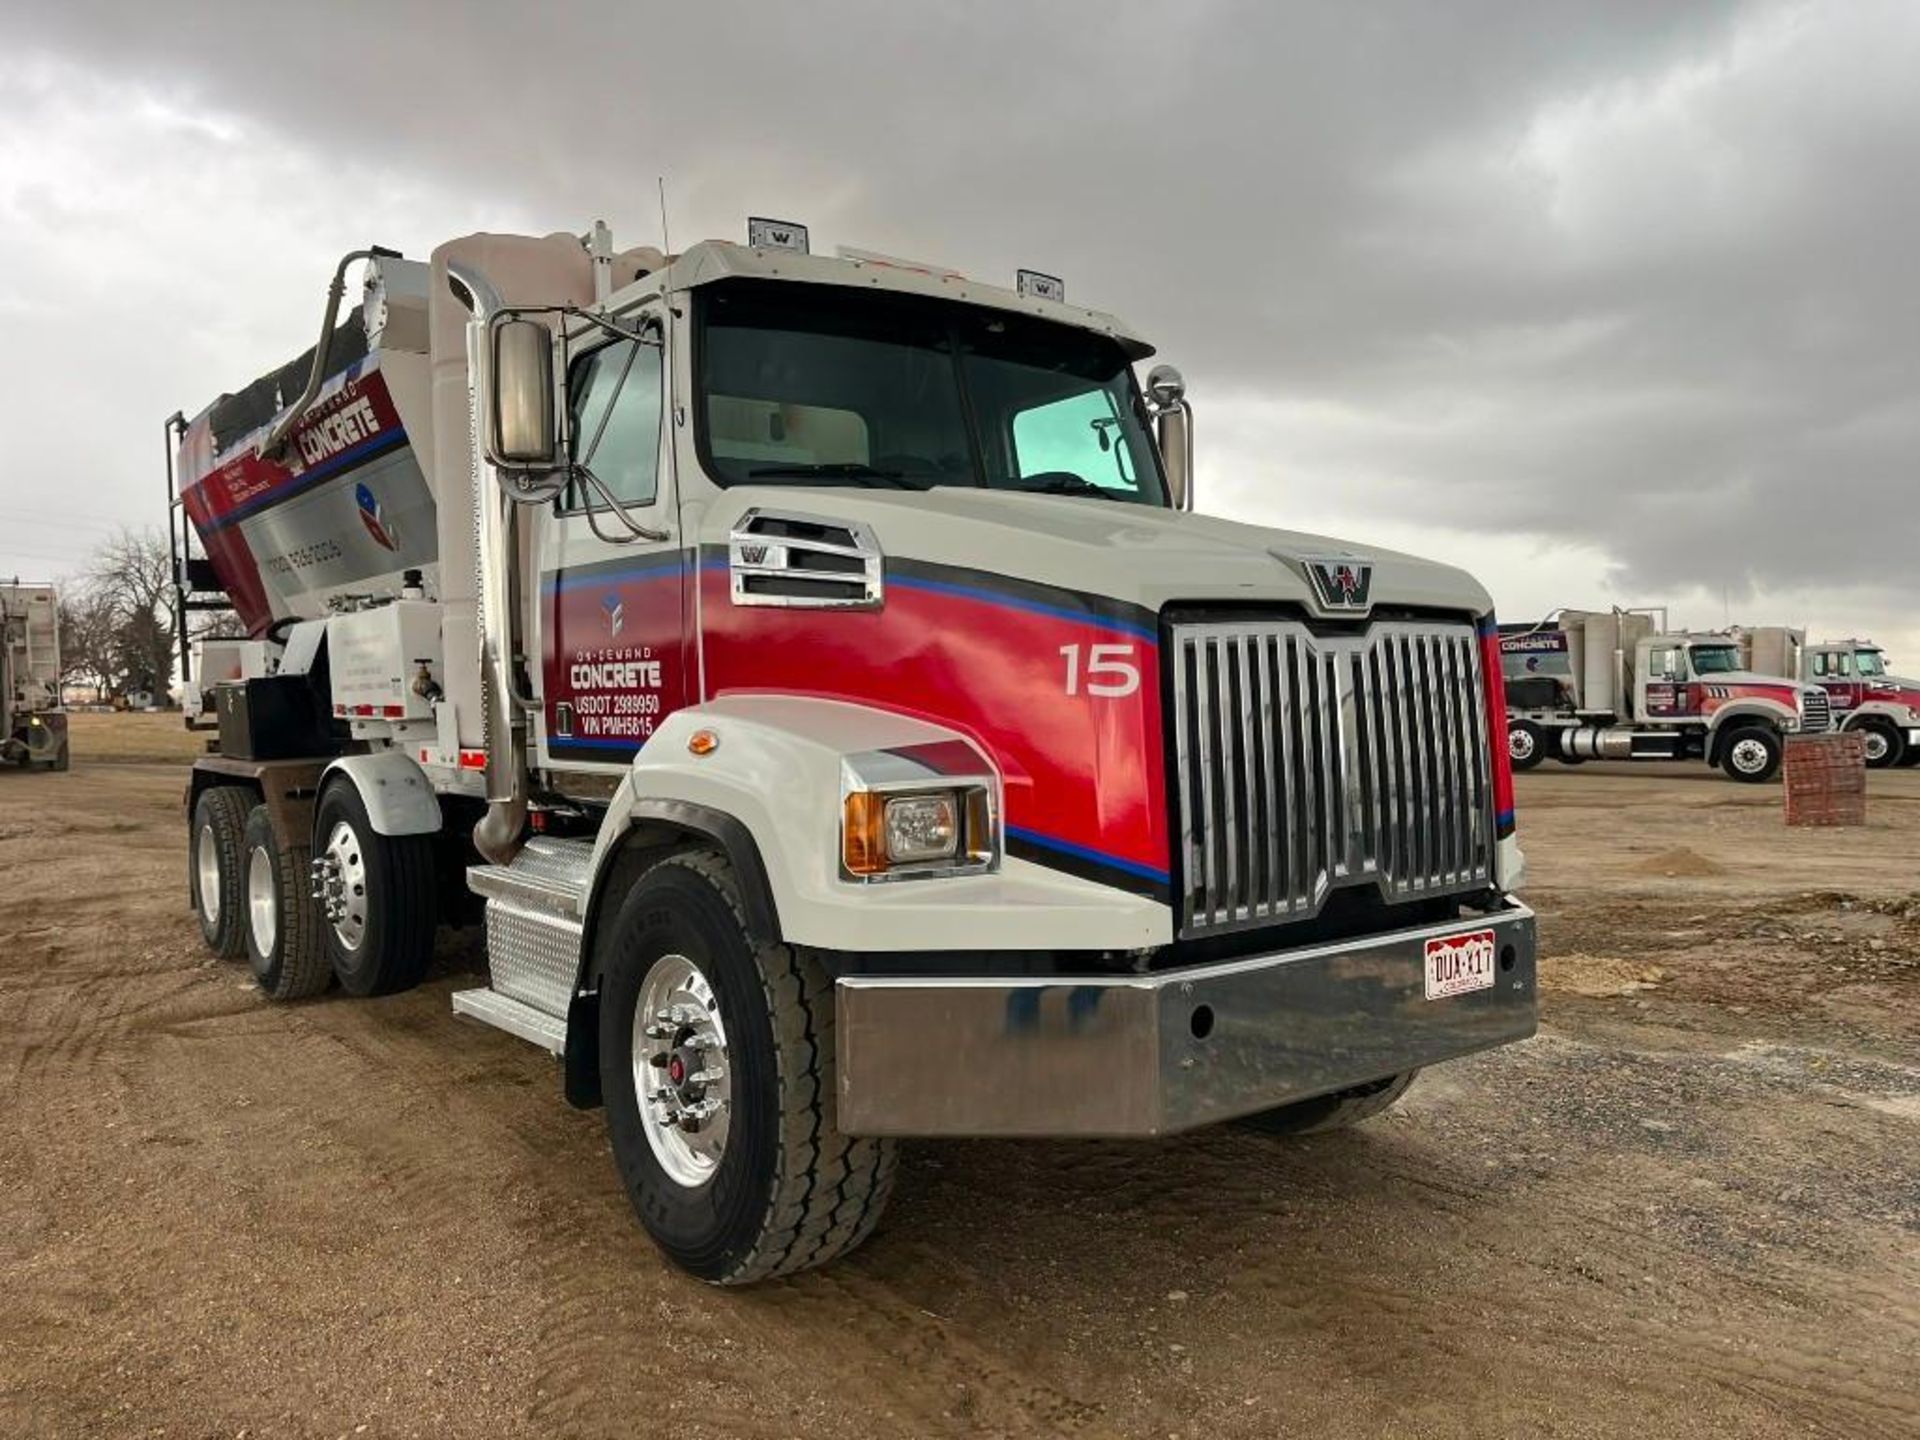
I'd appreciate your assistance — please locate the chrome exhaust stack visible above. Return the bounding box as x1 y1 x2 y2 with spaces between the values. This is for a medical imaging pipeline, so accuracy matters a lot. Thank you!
446 259 529 867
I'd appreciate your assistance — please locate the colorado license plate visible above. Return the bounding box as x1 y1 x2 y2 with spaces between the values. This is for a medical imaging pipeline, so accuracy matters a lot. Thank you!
1425 929 1497 1000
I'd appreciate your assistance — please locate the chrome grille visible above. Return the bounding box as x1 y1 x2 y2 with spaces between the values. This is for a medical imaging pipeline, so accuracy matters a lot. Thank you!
1170 618 1495 938
1800 689 1831 734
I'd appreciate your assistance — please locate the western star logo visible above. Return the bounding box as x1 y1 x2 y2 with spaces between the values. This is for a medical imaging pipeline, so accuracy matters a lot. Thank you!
1303 556 1375 611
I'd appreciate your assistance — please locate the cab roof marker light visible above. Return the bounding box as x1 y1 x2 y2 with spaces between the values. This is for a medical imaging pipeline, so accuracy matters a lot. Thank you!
1016 269 1065 302
746 217 809 254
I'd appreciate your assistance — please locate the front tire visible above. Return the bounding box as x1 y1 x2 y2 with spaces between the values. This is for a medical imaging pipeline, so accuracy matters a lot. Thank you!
190 786 252 959
242 804 331 1001
312 779 437 997
1507 720 1546 771
1235 1071 1419 1136
599 851 897 1285
1856 719 1905 769
1719 724 1782 783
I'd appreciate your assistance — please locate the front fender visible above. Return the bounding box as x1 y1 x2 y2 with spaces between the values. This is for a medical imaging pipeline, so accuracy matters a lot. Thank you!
1705 699 1796 734
585 695 1172 956
318 751 442 836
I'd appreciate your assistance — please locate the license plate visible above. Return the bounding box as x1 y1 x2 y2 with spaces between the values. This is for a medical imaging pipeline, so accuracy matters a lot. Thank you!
1425 929 1497 1000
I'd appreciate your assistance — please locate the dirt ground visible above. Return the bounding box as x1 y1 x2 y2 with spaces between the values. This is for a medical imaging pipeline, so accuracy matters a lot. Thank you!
1 715 1915 1439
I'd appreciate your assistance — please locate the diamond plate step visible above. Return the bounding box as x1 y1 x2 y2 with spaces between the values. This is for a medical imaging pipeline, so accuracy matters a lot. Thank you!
451 987 567 1055
467 835 593 917
469 836 594 1024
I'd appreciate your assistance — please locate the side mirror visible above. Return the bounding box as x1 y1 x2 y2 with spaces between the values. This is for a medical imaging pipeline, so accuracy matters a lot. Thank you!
1146 364 1194 512
489 317 558 469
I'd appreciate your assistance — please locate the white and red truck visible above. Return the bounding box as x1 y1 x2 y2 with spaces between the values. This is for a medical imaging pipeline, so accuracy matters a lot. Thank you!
1 581 67 771
170 220 1535 1283
1501 608 1830 782
1738 628 1920 769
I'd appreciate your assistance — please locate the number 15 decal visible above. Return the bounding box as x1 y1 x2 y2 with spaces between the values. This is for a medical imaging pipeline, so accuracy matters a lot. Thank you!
1060 643 1141 697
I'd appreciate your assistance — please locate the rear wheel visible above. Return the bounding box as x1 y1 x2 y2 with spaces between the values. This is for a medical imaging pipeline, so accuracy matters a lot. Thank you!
1235 1071 1419 1136
1507 720 1546 771
1857 719 1905 770
242 805 331 1000
1719 724 1782 783
599 851 897 1285
312 779 437 997
190 786 252 959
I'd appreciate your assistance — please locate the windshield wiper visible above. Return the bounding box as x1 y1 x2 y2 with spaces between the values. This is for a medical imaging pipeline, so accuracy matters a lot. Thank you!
1013 474 1123 501
747 462 930 490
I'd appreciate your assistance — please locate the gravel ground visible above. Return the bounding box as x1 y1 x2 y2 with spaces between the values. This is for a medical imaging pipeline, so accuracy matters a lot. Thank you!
0 716 1914 1438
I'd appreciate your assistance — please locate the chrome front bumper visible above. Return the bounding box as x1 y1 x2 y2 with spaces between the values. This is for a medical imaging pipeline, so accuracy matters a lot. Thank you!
835 903 1536 1137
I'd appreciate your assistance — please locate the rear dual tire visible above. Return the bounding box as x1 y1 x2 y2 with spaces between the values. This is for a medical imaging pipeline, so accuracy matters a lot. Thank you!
313 780 437 998
191 787 253 960
241 805 331 1000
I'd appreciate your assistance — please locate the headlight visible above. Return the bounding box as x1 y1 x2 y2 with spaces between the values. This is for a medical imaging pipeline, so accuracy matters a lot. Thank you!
841 744 999 881
883 794 959 863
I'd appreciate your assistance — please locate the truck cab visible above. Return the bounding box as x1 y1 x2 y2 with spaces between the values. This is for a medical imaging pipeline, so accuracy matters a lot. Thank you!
1803 640 1920 767
173 221 1536 1284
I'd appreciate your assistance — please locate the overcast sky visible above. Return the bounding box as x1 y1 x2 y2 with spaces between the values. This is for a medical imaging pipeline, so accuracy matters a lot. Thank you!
2 1 1914 657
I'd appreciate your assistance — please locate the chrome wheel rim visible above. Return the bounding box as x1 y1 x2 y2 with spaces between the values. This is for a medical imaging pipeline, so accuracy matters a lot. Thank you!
321 820 369 951
1730 737 1771 774
1862 730 1889 763
196 823 222 924
1508 727 1536 763
247 844 278 958
633 954 731 1188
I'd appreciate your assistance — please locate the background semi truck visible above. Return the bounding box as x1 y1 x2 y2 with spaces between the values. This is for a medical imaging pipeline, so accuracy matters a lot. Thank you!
1 581 67 771
171 220 1536 1284
1737 628 1920 769
1500 608 1829 782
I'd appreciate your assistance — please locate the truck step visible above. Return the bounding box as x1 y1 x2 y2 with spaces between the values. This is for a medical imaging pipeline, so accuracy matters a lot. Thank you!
467 835 593 917
452 987 567 1055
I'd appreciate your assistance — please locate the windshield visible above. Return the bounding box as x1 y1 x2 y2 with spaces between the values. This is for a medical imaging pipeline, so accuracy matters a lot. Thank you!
1856 648 1887 677
1689 645 1743 675
696 280 1167 506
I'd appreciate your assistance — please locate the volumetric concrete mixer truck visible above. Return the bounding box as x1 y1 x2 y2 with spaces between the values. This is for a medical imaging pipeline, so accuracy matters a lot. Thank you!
1501 608 1830 782
2 581 67 770
171 219 1535 1283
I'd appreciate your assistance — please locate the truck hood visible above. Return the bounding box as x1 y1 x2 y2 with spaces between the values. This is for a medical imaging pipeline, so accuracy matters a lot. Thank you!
698 485 1494 621
1712 669 1820 697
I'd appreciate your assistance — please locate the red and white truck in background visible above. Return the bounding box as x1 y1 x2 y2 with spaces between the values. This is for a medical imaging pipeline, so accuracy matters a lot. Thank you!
1 581 67 771
169 219 1535 1283
1501 608 1830 782
1738 628 1920 769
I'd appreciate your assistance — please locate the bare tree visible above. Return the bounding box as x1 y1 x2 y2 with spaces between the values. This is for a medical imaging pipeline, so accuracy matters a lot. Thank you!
80 528 180 704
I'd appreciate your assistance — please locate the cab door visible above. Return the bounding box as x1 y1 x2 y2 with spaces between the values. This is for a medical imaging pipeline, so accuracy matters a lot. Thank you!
531 308 687 773
1641 643 1695 719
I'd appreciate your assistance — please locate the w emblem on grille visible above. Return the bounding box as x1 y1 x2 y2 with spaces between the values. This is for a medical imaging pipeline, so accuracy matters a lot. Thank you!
1304 557 1374 611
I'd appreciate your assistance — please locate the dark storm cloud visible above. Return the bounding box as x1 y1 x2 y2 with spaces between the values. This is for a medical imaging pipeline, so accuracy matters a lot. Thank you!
1 0 1914 631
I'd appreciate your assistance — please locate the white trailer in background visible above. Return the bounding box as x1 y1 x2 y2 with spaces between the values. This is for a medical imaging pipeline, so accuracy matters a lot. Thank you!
1 582 67 770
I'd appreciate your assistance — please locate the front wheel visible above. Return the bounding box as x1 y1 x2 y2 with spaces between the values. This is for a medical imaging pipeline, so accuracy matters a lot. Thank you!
1719 724 1783 783
1857 720 1905 770
1235 1072 1419 1136
1507 720 1546 771
599 851 897 1285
